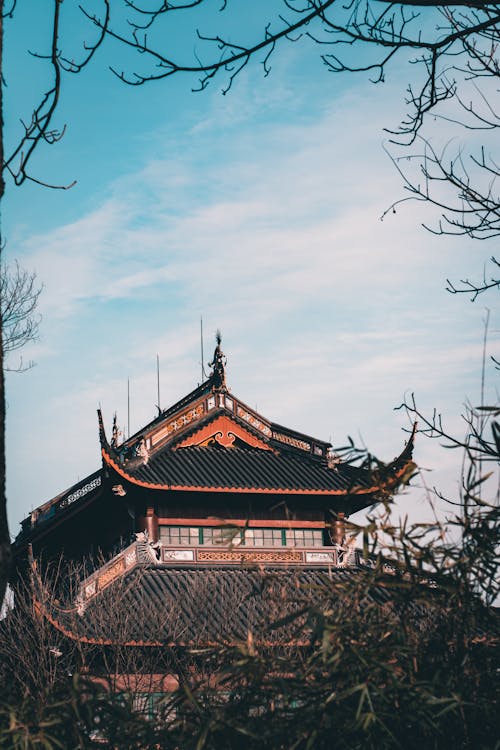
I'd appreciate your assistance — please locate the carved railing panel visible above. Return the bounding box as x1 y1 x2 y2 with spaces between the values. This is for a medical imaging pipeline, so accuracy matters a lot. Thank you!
77 541 356 610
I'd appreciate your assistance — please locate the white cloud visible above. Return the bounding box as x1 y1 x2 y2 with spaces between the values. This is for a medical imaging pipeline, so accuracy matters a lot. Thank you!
6 73 498 536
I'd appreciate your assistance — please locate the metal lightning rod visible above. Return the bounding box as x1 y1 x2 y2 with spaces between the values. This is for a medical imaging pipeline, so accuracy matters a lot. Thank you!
127 378 130 439
156 353 161 413
200 316 205 382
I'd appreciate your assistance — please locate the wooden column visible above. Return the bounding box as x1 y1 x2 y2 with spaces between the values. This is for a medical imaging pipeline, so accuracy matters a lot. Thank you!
331 511 346 546
137 506 159 543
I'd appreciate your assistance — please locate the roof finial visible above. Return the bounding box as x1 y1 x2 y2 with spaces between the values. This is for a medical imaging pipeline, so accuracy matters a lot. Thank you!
208 329 227 390
97 408 109 450
111 412 119 449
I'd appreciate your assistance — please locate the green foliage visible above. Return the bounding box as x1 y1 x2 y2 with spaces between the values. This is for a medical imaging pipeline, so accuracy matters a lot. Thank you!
1 533 498 749
164 557 499 750
0 677 161 750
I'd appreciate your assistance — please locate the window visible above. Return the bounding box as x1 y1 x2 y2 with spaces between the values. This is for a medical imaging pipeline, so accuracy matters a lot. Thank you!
285 529 324 547
203 527 241 546
159 526 199 546
132 693 171 721
244 528 284 547
159 526 324 547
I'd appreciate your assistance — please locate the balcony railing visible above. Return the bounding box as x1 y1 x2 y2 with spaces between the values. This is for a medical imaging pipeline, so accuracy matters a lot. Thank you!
76 539 357 610
160 544 349 566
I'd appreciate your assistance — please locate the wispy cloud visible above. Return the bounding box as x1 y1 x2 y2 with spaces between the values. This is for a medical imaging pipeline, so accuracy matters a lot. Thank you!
6 76 498 533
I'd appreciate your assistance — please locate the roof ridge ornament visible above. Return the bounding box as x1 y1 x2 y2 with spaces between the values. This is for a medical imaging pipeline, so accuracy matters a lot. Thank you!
97 408 108 450
111 412 119 449
208 329 227 391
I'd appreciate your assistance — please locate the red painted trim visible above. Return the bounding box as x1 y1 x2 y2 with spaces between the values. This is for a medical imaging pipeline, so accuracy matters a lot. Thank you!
103 448 411 496
158 518 326 528
34 596 163 647
91 674 180 693
174 414 273 451
146 397 207 450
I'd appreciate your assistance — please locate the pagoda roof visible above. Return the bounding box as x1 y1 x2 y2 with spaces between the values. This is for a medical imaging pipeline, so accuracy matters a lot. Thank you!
103 443 412 500
116 382 332 461
99 335 415 499
15 337 416 543
26 538 476 650
28 542 381 648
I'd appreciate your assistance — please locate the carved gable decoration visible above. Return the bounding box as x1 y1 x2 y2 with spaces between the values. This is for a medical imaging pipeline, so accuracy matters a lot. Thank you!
174 415 273 452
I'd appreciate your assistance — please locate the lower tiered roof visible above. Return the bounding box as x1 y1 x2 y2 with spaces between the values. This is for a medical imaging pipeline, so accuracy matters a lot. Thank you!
30 540 387 647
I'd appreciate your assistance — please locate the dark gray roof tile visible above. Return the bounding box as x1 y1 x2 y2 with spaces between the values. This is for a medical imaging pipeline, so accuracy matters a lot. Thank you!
131 446 372 492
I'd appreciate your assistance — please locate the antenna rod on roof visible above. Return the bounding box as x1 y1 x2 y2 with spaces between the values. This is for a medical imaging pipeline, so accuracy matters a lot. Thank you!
200 316 206 382
157 353 161 413
127 378 130 439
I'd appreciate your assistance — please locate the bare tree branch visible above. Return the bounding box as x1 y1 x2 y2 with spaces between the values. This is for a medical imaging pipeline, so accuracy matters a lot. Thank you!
446 256 500 299
1 261 42 372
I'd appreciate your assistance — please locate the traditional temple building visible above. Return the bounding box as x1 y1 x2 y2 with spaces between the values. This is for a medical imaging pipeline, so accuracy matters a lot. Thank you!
13 335 415 650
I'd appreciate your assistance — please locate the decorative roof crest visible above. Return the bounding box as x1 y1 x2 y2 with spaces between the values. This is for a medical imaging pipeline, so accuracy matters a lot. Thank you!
208 329 227 390
111 412 119 449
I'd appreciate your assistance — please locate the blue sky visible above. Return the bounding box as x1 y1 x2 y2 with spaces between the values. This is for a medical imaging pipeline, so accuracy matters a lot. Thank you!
4 1 498 537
